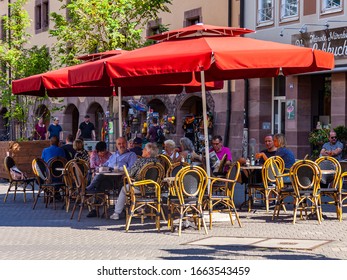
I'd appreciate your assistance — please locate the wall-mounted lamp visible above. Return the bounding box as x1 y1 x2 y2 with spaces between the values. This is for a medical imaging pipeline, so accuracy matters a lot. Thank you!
280 26 307 37
280 22 329 36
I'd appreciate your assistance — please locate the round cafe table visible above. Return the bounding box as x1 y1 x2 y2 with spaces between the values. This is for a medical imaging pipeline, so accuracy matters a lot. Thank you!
239 164 263 211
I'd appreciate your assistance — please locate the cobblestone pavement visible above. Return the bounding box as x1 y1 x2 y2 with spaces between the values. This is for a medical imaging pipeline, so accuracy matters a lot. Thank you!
1 181 347 260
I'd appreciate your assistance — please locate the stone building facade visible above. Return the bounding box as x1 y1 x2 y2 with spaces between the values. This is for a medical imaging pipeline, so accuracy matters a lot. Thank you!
1 0 345 159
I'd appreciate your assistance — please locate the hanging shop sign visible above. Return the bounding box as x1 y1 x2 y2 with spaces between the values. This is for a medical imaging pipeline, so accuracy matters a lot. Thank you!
292 26 347 60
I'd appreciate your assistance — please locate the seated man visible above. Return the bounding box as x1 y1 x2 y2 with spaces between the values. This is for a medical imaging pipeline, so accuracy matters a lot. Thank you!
255 134 277 164
110 142 159 220
210 135 232 174
238 134 277 184
320 131 343 161
41 136 66 163
61 134 76 161
86 137 137 217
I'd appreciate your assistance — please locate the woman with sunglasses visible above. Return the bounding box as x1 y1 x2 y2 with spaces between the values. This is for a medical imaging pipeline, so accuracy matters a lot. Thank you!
320 131 343 161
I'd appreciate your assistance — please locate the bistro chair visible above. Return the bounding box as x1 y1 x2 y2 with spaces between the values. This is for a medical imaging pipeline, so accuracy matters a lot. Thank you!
47 156 68 183
274 159 322 224
158 154 172 176
337 171 347 221
3 156 36 203
291 160 322 224
315 156 341 220
164 161 190 227
123 162 165 232
246 157 279 213
169 165 208 236
272 156 295 221
63 158 89 212
70 162 109 221
32 158 66 210
207 161 242 229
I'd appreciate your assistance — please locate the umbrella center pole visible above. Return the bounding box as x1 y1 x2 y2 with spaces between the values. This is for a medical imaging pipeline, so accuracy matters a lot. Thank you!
201 71 211 183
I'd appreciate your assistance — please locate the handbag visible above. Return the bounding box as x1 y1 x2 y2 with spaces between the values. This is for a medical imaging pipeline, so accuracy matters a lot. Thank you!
10 166 27 180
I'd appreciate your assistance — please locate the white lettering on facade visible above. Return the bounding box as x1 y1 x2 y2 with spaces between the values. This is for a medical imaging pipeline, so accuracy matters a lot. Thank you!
315 40 347 56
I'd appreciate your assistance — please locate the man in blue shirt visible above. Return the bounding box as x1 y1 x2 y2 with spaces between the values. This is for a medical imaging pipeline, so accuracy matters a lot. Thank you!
47 117 63 141
86 137 137 217
41 136 66 163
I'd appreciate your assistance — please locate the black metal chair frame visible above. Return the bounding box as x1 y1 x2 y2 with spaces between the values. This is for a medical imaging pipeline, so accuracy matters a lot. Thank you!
3 156 35 203
207 161 242 229
124 162 165 232
32 158 66 210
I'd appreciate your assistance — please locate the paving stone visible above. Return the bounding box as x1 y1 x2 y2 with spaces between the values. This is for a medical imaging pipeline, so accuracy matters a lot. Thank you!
1 181 347 260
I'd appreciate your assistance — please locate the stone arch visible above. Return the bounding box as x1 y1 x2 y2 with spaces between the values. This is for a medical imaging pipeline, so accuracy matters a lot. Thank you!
64 104 79 139
86 102 104 141
139 95 174 116
173 91 215 116
34 104 50 128
173 91 215 138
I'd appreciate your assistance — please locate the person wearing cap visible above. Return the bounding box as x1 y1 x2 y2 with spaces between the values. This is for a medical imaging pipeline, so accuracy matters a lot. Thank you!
130 137 143 156
46 117 63 141
76 115 96 141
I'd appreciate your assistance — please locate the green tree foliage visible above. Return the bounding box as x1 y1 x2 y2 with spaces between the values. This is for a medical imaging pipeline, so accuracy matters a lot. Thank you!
50 0 172 66
0 0 52 139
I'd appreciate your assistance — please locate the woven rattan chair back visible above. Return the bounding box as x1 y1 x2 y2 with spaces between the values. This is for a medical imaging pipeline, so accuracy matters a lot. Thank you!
137 162 165 184
315 156 341 189
158 154 172 175
167 161 189 178
48 157 67 183
290 160 322 224
32 158 51 184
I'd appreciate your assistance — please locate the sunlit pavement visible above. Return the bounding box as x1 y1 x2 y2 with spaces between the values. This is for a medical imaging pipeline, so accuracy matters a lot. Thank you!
1 180 347 260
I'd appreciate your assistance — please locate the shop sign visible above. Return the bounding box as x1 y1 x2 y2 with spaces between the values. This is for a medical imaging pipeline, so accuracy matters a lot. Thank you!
292 26 347 59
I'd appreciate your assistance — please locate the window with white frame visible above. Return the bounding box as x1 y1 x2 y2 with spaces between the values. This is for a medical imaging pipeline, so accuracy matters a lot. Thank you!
321 0 342 13
280 0 299 20
257 0 274 25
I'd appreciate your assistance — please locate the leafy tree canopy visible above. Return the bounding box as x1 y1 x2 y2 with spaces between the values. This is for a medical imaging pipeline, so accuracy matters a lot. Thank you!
50 0 172 66
0 0 53 139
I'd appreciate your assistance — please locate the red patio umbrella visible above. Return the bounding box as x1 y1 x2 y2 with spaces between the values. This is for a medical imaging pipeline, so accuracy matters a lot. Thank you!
12 51 222 136
12 64 114 97
68 23 334 176
76 49 127 61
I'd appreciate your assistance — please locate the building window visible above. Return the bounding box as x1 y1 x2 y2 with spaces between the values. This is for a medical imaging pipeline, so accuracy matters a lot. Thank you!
147 19 162 37
257 0 274 26
280 0 299 21
35 0 49 33
183 8 202 27
321 0 342 14
0 16 6 42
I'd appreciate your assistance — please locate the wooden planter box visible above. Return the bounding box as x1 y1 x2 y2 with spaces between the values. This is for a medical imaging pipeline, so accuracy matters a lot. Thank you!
0 140 50 179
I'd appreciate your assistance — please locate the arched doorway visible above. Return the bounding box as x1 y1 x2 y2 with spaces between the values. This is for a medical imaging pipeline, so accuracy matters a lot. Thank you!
178 95 214 153
35 104 50 129
64 104 79 139
147 98 168 118
87 102 104 141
